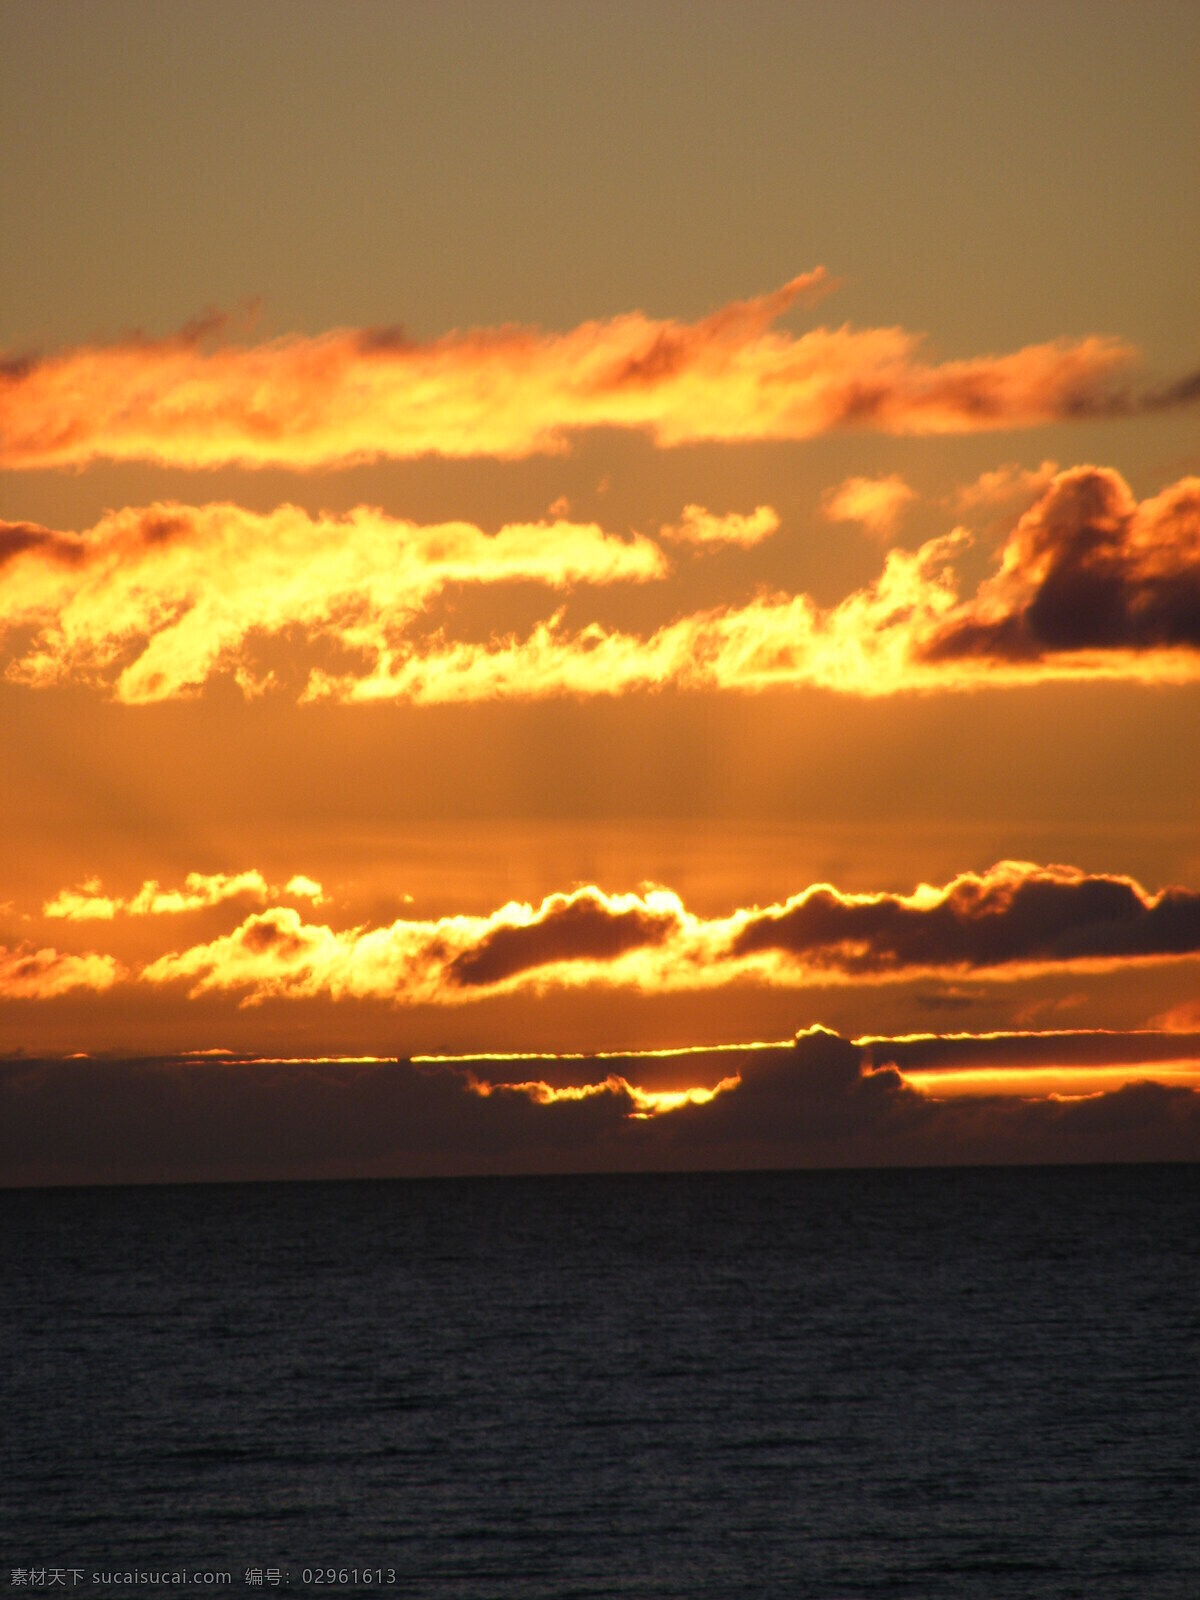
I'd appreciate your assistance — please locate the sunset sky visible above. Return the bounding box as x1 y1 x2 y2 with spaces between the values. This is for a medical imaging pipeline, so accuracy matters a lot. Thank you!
2 1 1198 1181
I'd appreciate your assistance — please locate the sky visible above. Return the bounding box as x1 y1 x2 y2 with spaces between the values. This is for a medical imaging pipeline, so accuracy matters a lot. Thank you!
2 0 1198 1182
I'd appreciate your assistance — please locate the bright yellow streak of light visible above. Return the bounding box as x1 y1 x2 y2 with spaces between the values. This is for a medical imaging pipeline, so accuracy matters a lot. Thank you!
469 1071 743 1117
902 1061 1200 1099
626 1075 743 1117
414 1041 787 1063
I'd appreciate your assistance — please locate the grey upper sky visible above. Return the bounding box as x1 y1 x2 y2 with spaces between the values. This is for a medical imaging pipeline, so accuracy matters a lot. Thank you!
2 0 1196 362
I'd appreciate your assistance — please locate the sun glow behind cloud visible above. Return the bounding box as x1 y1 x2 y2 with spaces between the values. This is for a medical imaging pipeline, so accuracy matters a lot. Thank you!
467 1072 743 1118
899 1061 1200 1098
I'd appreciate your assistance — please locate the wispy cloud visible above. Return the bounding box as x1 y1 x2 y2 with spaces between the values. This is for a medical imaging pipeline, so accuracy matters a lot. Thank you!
950 459 1060 516
0 272 1163 471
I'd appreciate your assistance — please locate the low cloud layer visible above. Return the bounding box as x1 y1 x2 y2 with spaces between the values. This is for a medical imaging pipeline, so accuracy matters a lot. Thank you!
3 1027 1197 1187
0 272 1162 471
3 862 1180 1009
860 1027 1200 1073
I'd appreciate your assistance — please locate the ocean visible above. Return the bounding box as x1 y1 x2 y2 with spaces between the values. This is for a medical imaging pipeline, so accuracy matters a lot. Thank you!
3 1164 1198 1597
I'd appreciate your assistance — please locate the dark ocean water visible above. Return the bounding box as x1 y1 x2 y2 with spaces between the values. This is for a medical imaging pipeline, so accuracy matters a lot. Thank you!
3 1165 1198 1598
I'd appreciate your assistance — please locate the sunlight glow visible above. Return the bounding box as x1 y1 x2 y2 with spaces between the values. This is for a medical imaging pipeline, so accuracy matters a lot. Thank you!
902 1062 1200 1099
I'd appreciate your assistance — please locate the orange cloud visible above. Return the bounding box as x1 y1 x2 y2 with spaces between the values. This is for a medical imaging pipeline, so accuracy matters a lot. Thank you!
950 459 1059 515
820 474 916 538
1150 1000 1200 1032
44 870 325 920
138 863 1200 1007
0 945 124 1000
659 504 781 548
0 502 664 702
0 272 1151 470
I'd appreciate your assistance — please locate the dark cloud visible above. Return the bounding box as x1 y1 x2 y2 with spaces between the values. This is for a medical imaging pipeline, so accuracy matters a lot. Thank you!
910 988 987 1012
0 1056 639 1187
1143 365 1200 410
0 353 38 382
922 468 1200 661
356 324 414 355
447 892 676 988
732 863 1200 975
0 521 85 571
175 306 236 347
603 331 689 388
236 914 310 960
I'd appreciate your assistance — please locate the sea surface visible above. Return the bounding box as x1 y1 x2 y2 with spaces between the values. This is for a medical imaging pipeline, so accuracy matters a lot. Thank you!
3 1165 1198 1598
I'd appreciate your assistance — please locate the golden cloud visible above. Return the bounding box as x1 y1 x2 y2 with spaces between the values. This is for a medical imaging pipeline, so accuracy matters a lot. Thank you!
950 459 1060 515
0 502 664 702
44 871 325 921
0 945 124 1000
659 504 781 548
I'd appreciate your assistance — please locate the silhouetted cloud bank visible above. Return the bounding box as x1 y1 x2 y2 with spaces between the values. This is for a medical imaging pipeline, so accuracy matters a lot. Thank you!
3 1027 1197 1187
